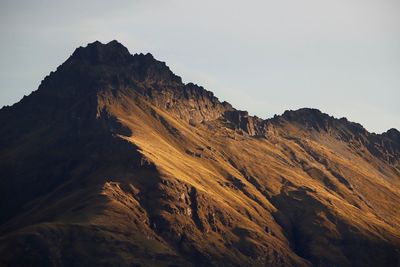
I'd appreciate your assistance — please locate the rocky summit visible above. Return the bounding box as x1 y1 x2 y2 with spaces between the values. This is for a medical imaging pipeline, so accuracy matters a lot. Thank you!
0 41 399 267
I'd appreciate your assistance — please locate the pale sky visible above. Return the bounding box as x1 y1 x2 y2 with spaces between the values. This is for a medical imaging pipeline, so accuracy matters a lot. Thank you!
0 0 399 133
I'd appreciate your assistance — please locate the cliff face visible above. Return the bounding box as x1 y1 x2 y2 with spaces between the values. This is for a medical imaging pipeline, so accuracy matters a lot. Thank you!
0 41 399 267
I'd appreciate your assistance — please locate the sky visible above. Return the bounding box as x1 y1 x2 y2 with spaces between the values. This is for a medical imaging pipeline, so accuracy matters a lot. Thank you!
0 0 399 133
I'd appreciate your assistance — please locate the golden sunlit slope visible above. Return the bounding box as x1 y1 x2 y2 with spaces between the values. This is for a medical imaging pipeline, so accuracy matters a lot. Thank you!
0 41 399 267
99 86 400 266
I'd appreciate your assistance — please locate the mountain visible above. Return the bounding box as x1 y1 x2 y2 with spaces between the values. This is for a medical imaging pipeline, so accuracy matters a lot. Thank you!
0 40 399 267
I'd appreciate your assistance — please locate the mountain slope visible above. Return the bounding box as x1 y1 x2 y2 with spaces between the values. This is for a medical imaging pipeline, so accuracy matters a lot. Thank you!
0 41 399 267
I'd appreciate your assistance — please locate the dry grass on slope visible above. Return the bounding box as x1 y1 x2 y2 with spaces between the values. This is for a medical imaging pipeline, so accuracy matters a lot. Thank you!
101 89 400 266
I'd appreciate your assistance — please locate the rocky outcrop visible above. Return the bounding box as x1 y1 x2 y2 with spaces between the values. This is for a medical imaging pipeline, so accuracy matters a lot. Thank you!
223 110 266 136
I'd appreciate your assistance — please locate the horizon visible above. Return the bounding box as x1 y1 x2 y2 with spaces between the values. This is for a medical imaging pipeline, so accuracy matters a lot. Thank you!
1 0 399 133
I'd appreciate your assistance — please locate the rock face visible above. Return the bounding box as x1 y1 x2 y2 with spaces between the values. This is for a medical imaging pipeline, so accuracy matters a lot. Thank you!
0 41 399 267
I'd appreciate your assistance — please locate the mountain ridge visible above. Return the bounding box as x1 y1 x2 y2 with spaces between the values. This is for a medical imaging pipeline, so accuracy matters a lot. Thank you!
0 40 399 267
2 41 397 136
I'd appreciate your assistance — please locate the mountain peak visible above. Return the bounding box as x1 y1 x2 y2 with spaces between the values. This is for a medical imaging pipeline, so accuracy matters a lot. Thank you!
273 108 334 132
50 40 183 88
276 108 369 134
68 40 131 65
382 128 400 142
